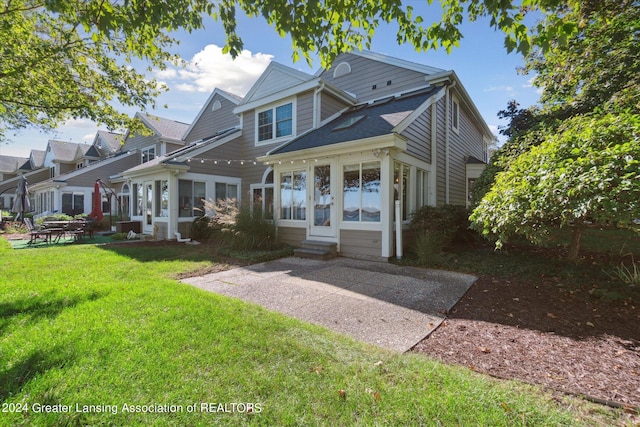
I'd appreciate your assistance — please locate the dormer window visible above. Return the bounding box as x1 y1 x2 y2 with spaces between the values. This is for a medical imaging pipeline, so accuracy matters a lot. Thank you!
256 99 295 145
141 146 155 163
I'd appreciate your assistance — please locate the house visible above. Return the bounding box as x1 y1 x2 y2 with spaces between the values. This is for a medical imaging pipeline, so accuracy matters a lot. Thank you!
114 51 490 261
253 51 493 259
0 155 28 209
115 90 244 238
110 113 195 237
29 134 137 217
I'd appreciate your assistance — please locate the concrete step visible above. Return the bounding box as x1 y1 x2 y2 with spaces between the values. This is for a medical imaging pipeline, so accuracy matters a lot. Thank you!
294 240 338 260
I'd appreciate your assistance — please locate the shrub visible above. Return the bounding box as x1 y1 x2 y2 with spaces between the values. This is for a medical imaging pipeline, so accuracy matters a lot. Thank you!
231 207 277 251
190 216 216 240
410 205 472 264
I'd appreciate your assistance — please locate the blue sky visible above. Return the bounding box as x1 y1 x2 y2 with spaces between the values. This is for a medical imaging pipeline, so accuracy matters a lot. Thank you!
1 6 541 158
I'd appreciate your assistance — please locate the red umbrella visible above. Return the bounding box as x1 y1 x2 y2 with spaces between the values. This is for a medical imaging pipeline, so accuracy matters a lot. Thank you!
88 180 104 222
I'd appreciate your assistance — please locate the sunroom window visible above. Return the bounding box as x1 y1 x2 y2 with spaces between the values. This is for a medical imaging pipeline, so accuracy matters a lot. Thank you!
343 162 381 222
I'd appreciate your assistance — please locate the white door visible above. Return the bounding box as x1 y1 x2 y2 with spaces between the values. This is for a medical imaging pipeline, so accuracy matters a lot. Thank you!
309 163 336 238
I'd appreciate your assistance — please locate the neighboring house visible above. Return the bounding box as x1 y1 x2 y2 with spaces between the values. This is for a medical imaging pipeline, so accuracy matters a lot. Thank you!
0 155 28 209
254 51 492 259
111 113 193 237
116 90 243 238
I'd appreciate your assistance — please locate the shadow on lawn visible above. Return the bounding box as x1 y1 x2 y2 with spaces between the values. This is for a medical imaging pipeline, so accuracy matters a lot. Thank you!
97 240 216 263
0 291 105 337
0 347 75 402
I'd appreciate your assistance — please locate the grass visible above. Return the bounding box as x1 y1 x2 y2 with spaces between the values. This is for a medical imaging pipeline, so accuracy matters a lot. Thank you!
0 238 629 426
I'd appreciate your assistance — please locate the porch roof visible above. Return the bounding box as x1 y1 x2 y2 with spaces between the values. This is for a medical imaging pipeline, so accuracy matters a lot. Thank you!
267 87 440 156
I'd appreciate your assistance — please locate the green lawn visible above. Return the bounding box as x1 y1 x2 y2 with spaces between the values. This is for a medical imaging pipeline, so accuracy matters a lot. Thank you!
0 239 626 426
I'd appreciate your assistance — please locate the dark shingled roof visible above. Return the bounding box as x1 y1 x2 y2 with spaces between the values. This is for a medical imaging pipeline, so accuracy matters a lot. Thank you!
270 87 440 155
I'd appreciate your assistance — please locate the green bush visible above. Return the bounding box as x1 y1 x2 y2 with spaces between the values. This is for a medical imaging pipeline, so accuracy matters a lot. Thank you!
190 216 217 240
230 208 277 251
410 205 472 264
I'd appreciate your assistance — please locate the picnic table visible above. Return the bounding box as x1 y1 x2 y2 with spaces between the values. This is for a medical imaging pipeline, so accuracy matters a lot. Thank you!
42 220 93 242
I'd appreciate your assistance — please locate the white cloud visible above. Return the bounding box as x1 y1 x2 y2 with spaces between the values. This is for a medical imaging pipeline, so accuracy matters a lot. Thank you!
82 132 97 143
62 118 96 129
161 44 273 96
483 85 514 93
154 68 178 79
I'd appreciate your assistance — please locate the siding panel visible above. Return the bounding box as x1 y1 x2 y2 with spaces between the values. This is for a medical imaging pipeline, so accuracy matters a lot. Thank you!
277 226 305 247
320 53 429 102
339 229 382 257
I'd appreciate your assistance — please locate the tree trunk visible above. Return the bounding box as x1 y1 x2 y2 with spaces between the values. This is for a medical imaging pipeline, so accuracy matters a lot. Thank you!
568 226 584 261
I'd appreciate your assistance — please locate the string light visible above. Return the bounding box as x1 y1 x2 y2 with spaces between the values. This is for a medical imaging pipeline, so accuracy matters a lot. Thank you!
181 156 334 166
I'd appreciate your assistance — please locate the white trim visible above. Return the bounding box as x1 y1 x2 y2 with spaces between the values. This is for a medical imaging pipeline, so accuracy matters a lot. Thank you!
259 134 406 164
452 94 460 135
254 97 297 147
238 62 314 110
392 87 446 134
333 62 351 78
315 50 445 77
235 80 316 114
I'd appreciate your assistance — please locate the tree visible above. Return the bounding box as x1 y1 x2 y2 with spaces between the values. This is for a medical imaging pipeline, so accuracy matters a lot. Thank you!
470 0 639 259
1 0 582 142
470 113 640 260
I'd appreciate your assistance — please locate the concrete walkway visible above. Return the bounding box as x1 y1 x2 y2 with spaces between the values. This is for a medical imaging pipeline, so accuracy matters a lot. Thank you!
181 257 476 352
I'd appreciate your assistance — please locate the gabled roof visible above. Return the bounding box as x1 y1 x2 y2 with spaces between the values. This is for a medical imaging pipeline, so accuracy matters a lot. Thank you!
268 87 440 156
30 150 46 168
136 113 190 141
0 155 29 173
30 150 138 191
94 130 124 155
47 140 85 162
236 62 314 111
315 50 446 77
120 127 241 177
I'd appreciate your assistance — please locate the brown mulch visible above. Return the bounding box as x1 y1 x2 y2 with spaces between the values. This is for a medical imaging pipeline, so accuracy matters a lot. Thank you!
412 274 640 411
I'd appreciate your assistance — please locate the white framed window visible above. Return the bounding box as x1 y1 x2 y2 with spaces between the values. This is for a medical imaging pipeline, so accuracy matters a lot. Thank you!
342 162 381 223
178 180 206 218
251 169 274 220
141 146 156 163
279 169 306 220
452 96 460 134
333 62 351 78
255 99 295 145
394 162 412 222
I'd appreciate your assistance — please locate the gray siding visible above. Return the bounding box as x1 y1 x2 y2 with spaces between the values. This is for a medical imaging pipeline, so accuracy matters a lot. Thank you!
320 92 349 121
121 133 160 153
448 96 485 205
401 107 432 164
320 53 429 102
65 155 140 187
277 226 305 247
184 94 240 143
339 229 382 257
59 163 75 175
186 139 244 177
296 91 314 134
435 98 447 206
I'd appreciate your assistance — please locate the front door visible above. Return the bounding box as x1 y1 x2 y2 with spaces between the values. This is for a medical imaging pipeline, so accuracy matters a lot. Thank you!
309 163 336 238
144 182 153 233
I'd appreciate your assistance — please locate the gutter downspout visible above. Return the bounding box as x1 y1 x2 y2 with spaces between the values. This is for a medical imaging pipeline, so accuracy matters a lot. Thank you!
444 81 456 204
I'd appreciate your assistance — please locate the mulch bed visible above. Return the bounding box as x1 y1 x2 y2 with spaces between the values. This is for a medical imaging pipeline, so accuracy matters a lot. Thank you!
412 274 640 412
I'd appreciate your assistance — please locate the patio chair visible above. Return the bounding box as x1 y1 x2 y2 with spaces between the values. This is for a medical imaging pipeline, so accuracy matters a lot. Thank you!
64 220 86 242
24 218 51 245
